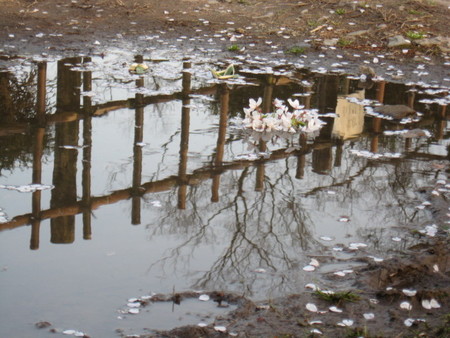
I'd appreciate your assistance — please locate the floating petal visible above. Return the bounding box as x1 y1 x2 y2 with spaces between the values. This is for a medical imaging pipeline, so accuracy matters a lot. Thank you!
309 258 320 267
303 265 316 272
199 294 210 301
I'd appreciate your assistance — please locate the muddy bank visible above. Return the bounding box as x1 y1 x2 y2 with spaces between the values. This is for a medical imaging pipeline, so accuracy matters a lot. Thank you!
135 239 449 337
1 0 450 60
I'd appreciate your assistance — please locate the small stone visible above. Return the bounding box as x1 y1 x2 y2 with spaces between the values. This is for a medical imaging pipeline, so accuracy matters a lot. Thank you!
387 35 411 48
323 38 339 46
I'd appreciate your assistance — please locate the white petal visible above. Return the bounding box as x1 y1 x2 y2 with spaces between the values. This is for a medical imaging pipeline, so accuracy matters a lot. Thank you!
342 319 353 326
329 306 343 313
430 299 441 308
214 326 227 333
400 301 412 310
63 330 76 335
199 294 210 301
404 318 415 327
363 313 375 320
305 283 318 291
306 303 318 312
402 289 417 297
309 320 323 325
198 322 207 327
303 265 316 272
310 328 323 334
309 258 320 267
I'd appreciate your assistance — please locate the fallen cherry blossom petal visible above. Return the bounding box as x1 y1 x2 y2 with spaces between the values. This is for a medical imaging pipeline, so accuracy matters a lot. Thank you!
199 294 210 301
306 303 318 312
214 326 227 333
363 313 375 320
303 265 316 272
400 301 412 310
329 306 343 313
402 289 417 297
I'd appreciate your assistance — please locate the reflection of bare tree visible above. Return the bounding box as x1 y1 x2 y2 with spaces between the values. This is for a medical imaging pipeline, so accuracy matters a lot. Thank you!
146 161 322 297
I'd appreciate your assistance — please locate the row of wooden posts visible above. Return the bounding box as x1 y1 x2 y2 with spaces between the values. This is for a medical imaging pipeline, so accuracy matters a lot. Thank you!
0 56 447 250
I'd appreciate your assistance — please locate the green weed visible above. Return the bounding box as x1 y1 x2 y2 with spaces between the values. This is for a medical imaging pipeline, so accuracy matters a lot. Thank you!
314 289 360 304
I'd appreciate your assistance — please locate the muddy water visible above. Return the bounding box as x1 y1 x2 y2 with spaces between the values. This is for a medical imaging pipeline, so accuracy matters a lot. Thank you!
0 52 449 337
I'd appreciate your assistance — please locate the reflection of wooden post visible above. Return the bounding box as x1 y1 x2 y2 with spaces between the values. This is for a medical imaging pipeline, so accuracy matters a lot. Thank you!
334 139 343 167
211 84 229 202
82 57 92 238
371 81 385 153
439 105 447 120
178 61 191 209
255 75 273 191
31 61 48 249
296 133 307 179
132 56 145 224
30 127 45 250
51 58 81 244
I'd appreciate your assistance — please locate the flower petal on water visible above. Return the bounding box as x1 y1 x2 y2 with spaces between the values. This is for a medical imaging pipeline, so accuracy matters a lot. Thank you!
198 322 207 327
305 283 318 291
128 308 139 314
303 265 316 272
309 258 320 267
306 303 318 312
320 236 333 241
199 294 210 301
309 320 323 325
63 330 76 335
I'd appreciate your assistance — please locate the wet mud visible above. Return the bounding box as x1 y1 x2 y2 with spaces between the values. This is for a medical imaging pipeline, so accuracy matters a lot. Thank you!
144 240 450 337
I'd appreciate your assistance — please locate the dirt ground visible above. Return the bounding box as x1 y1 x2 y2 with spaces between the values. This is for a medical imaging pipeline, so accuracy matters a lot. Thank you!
1 1 450 337
1 0 450 58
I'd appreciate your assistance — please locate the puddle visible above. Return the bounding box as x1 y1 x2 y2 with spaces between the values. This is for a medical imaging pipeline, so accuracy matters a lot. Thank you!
0 49 449 337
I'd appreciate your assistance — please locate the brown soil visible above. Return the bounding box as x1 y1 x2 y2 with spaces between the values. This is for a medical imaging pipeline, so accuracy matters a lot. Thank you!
133 239 449 337
1 0 449 58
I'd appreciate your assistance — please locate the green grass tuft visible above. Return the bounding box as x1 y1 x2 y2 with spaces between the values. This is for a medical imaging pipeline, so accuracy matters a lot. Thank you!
314 289 360 304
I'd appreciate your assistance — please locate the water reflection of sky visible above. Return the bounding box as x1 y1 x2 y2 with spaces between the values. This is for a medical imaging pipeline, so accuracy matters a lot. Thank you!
0 52 449 337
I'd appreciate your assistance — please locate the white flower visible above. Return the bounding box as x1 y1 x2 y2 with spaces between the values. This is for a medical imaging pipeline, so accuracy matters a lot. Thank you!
288 98 304 110
244 97 262 115
252 119 264 132
273 98 284 108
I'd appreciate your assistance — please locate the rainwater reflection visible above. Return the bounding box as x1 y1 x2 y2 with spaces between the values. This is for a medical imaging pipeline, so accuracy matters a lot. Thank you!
0 54 449 336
